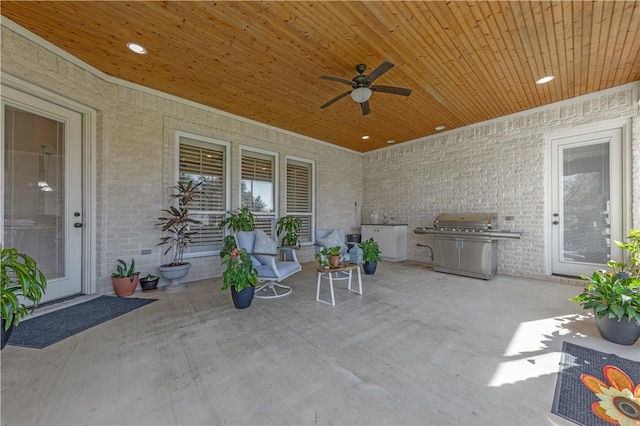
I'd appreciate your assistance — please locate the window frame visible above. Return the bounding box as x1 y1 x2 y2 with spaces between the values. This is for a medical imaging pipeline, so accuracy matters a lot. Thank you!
174 131 230 257
239 145 278 236
285 155 315 246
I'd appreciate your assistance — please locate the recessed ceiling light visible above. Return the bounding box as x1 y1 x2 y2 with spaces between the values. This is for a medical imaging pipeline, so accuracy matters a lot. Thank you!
435 125 446 131
127 42 147 55
387 139 395 144
361 135 370 140
535 75 554 84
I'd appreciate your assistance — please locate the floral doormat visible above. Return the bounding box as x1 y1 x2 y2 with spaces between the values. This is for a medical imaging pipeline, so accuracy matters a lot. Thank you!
552 341 640 425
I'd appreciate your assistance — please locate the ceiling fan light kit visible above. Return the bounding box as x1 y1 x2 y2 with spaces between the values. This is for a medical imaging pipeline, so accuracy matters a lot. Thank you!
350 87 372 103
320 61 412 116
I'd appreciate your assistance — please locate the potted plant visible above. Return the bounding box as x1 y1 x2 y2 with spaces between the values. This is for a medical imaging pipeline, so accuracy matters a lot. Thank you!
360 237 382 275
316 246 341 268
220 248 258 309
1 245 48 349
111 258 139 297
139 274 160 292
276 215 302 248
156 180 203 290
571 228 640 345
219 207 255 258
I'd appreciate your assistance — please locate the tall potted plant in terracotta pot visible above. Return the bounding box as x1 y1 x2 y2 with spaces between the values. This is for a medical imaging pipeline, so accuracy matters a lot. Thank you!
1 245 48 349
156 180 203 292
220 248 258 309
571 229 640 345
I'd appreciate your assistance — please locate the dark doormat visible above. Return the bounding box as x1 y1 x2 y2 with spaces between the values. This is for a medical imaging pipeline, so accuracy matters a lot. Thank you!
552 341 640 425
8 295 157 349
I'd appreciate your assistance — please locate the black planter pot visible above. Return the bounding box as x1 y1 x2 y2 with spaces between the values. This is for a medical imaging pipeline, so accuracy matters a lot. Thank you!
231 286 255 309
1 320 15 350
363 261 378 275
594 313 640 346
140 278 159 292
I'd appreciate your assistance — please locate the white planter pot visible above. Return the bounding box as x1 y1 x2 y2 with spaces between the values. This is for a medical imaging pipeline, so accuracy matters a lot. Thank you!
158 263 190 292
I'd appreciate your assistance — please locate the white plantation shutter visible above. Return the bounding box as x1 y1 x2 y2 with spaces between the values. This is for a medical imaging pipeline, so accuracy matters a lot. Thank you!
286 159 313 243
178 138 227 253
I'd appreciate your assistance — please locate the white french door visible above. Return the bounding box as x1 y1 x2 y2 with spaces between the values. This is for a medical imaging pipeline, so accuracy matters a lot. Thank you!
2 85 83 302
550 127 624 277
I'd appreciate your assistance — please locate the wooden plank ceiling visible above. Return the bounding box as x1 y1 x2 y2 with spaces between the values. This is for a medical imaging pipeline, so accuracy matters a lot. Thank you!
2 1 639 152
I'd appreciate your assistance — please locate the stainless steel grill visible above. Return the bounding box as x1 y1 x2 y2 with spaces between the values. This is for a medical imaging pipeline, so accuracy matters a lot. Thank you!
414 213 521 280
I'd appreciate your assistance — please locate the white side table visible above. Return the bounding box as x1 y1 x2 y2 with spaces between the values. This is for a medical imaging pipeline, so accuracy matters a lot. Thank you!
316 263 363 306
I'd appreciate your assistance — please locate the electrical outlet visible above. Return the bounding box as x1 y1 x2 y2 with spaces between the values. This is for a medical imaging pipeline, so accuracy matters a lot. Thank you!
141 249 152 255
505 216 515 221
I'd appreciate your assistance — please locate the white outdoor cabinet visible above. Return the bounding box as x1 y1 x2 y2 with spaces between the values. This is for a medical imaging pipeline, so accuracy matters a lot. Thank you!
361 225 408 261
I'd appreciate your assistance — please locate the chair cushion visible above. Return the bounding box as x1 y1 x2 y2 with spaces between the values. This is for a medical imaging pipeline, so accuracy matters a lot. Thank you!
235 231 261 266
253 230 277 265
317 229 344 250
317 229 348 256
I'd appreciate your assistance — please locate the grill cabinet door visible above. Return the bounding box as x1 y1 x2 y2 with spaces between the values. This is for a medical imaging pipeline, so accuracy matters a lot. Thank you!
433 237 461 270
459 239 497 279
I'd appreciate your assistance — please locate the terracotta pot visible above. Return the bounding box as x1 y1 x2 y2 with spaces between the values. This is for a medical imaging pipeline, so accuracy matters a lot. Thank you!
329 255 341 268
111 275 138 297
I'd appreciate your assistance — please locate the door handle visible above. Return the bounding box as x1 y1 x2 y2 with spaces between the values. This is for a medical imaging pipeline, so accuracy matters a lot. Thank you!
74 223 83 228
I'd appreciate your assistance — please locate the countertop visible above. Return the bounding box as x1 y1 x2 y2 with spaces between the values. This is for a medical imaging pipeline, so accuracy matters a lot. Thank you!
361 223 408 226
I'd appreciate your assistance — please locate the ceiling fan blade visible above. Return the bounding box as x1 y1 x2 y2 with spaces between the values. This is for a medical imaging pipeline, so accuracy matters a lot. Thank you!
371 85 412 96
320 91 352 109
365 61 394 84
360 100 371 116
320 75 356 87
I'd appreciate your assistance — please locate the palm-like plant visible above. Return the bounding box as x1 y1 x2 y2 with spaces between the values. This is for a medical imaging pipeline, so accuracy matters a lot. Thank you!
156 180 203 266
276 215 302 247
1 245 48 330
572 228 640 325
219 207 255 258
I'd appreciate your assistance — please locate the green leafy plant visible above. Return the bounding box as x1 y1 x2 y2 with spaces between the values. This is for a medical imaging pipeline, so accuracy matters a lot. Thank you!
276 216 302 247
156 180 204 266
111 258 138 281
219 207 255 258
360 238 382 264
571 229 640 325
1 245 48 330
220 248 258 292
315 246 341 268
140 274 159 282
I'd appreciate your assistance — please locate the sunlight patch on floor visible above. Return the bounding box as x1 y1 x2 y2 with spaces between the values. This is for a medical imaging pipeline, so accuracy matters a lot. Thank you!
488 314 590 387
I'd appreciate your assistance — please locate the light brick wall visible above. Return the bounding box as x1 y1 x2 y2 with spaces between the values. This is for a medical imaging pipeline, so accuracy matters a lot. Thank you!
1 24 363 294
363 85 639 279
2 21 638 290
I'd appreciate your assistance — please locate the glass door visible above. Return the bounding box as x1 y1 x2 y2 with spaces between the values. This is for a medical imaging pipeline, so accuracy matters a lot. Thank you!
550 128 624 277
2 87 83 303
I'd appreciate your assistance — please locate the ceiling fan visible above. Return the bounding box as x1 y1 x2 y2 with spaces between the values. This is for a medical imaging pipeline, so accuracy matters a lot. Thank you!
320 61 412 116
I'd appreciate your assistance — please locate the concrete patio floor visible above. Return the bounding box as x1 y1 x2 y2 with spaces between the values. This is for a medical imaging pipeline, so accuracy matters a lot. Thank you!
1 261 638 425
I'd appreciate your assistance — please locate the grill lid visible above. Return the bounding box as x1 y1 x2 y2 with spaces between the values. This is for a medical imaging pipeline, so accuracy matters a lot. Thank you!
433 213 497 230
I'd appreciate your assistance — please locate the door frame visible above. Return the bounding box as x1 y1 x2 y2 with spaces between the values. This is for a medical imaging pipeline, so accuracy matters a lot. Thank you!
1 73 97 296
544 118 632 276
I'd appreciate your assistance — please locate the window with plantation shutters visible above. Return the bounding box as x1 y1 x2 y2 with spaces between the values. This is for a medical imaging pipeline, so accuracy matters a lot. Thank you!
177 134 229 255
286 158 314 244
241 149 276 236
